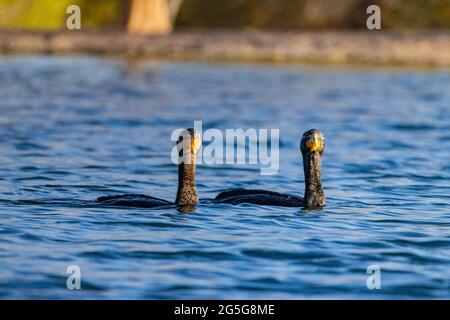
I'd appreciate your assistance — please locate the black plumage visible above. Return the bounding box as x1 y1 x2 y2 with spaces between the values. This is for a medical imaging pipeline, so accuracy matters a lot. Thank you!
215 129 326 208
96 128 200 208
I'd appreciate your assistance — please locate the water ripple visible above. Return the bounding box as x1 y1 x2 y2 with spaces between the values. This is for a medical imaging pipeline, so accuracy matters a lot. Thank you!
0 56 448 299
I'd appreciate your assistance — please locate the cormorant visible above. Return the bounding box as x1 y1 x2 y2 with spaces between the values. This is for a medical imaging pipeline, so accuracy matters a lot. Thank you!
96 128 201 208
214 129 326 208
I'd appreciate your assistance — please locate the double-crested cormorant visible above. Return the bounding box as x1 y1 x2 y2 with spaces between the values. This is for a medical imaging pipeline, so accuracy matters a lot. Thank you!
96 128 201 208
215 129 326 208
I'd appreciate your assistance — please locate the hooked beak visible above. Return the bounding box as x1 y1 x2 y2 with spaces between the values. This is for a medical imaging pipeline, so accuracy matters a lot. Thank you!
305 132 321 152
191 133 202 154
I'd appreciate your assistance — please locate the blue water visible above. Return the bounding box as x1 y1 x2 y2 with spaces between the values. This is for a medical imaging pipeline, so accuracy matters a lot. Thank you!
0 56 449 299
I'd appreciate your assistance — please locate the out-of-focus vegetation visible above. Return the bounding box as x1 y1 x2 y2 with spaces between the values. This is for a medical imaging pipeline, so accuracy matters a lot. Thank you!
0 0 449 30
0 0 126 30
177 0 450 29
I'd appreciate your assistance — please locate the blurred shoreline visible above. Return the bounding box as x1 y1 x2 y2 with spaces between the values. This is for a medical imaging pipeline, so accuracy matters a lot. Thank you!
0 29 449 68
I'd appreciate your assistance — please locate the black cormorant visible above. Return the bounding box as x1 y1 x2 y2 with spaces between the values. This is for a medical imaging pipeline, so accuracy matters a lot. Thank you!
96 128 201 208
214 129 326 208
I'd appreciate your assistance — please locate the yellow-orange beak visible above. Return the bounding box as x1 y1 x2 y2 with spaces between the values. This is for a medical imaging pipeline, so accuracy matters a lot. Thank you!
305 133 321 152
191 133 202 154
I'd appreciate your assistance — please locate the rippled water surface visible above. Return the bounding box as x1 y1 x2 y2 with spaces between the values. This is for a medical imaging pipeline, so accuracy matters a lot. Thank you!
0 56 449 299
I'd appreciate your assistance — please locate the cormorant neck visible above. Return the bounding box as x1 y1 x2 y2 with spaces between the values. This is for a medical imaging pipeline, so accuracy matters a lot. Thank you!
175 155 198 206
303 152 326 208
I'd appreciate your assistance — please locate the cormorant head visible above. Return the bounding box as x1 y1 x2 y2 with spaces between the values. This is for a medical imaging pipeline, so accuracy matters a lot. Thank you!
301 129 325 155
175 128 201 206
177 128 202 163
301 129 326 208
